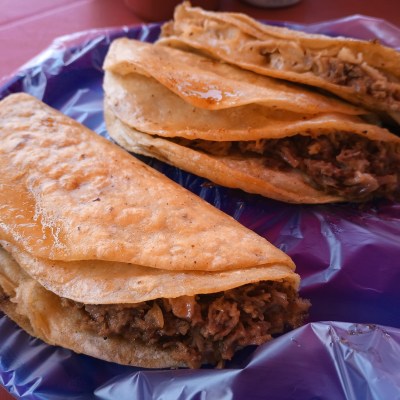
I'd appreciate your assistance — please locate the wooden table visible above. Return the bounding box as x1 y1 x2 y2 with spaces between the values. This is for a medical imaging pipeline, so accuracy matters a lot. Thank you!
0 0 399 398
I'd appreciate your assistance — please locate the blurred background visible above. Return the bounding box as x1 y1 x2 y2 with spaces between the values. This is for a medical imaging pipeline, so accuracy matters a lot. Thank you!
0 0 399 81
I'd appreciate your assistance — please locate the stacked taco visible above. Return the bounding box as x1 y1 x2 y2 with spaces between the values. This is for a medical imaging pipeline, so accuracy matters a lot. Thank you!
0 93 309 368
103 35 400 203
160 2 400 122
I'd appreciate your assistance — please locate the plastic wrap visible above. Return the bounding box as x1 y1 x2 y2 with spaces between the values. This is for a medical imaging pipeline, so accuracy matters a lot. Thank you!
1 16 400 400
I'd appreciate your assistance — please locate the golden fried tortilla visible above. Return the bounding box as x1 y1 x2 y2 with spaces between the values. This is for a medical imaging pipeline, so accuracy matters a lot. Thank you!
104 38 363 116
103 59 400 203
104 105 341 203
0 93 287 271
0 93 309 368
159 2 400 121
0 245 187 368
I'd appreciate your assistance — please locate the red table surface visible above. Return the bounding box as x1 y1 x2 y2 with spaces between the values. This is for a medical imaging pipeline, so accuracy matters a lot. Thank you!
1 0 400 82
0 0 399 398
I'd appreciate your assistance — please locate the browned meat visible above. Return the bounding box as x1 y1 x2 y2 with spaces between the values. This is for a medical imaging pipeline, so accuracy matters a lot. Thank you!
258 133 400 201
173 133 400 201
258 46 400 111
315 58 400 109
62 281 310 368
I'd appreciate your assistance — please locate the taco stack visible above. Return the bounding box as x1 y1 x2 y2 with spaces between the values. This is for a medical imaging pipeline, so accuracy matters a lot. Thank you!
103 37 400 203
0 93 309 368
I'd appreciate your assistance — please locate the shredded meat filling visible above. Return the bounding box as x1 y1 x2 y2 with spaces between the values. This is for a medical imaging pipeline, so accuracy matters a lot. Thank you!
172 133 400 201
258 46 400 110
62 281 310 368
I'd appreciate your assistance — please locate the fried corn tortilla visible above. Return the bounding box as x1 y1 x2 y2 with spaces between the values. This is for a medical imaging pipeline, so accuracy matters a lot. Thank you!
104 106 341 203
104 38 363 116
159 2 400 122
103 53 400 203
0 93 286 270
0 93 309 368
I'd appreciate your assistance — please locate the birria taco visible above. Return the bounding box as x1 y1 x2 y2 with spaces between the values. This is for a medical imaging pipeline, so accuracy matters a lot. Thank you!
0 93 309 368
159 2 400 123
103 38 400 203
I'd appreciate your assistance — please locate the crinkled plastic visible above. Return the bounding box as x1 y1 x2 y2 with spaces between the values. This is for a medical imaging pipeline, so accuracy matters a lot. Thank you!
1 16 400 400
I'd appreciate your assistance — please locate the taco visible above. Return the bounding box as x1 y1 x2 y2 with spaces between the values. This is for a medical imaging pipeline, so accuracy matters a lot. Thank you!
0 93 309 368
159 2 400 123
103 39 400 203
104 38 363 116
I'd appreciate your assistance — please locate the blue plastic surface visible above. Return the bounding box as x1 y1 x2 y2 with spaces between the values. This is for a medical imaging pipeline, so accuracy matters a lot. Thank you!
1 17 400 400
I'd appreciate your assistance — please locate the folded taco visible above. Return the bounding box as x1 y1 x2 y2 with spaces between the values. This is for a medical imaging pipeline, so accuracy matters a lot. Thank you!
0 93 309 368
159 2 400 123
103 39 400 203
